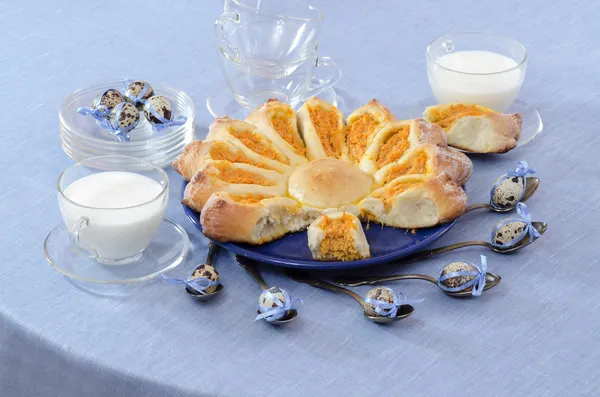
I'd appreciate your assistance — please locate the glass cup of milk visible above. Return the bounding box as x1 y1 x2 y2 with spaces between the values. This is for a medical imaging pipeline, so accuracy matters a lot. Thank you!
58 155 169 265
426 32 527 112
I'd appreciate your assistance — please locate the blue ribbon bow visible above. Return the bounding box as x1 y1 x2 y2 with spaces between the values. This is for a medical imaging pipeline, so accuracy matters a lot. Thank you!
76 104 110 121
255 288 303 322
509 161 536 178
490 202 541 248
144 98 187 131
438 255 488 297
490 161 536 209
160 274 220 295
122 78 152 108
364 290 424 318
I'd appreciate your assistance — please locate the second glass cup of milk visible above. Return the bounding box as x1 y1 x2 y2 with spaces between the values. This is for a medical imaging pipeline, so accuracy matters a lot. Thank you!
58 155 168 265
426 32 527 112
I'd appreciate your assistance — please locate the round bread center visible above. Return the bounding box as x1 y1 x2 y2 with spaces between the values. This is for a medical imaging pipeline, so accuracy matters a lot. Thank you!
287 158 373 208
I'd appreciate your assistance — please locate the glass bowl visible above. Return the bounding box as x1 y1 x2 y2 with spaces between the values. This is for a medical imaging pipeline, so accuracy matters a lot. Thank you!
59 81 195 167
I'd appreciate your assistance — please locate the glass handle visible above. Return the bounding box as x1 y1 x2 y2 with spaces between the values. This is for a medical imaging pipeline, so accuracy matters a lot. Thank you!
70 217 97 258
303 56 342 100
214 12 240 61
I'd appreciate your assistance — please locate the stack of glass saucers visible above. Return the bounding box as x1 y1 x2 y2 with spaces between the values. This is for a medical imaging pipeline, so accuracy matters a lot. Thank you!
59 81 195 168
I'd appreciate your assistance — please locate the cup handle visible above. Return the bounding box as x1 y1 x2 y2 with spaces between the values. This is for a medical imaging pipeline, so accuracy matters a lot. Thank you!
214 12 240 60
70 217 97 258
303 56 342 99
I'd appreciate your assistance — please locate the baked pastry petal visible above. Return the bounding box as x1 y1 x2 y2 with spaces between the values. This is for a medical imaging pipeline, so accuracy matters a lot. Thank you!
359 119 447 175
308 211 370 261
246 99 308 166
296 97 349 162
206 117 293 174
182 160 288 212
374 144 473 187
345 99 397 164
359 174 468 228
173 140 267 182
423 104 522 153
201 192 322 245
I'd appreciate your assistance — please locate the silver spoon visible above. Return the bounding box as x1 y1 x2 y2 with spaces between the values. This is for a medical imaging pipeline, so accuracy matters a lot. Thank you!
235 256 298 325
185 242 224 300
466 177 539 213
334 272 501 297
390 221 547 265
285 269 414 323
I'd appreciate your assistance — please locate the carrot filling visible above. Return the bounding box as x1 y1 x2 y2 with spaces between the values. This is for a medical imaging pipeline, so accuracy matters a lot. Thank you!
270 109 306 156
373 180 420 211
319 214 361 261
427 104 492 131
228 194 268 204
208 163 275 186
384 151 429 183
375 124 411 167
308 105 343 158
230 129 289 164
209 142 253 165
346 114 381 162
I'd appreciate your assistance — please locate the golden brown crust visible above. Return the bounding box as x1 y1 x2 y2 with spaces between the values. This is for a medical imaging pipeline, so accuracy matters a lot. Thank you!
423 104 522 153
296 97 348 161
182 160 287 212
288 158 373 208
246 99 308 165
359 174 467 228
172 140 254 182
374 144 473 187
345 99 397 163
206 117 293 173
200 192 318 244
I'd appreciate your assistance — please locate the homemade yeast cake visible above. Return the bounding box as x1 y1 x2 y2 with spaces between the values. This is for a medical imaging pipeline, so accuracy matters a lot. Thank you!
423 103 522 153
308 211 370 261
174 97 480 252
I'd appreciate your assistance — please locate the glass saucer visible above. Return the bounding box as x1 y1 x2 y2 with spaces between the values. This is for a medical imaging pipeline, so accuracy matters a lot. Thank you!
408 98 543 149
206 79 338 119
43 217 190 284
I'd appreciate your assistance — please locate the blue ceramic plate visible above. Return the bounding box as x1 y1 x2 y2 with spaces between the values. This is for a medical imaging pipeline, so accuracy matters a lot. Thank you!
181 181 457 269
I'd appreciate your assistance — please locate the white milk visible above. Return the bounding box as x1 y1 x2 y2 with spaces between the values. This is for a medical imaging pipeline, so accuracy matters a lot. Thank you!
428 50 525 112
59 171 167 262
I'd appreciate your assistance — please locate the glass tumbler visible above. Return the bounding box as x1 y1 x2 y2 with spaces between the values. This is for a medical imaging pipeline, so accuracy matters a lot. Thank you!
426 32 528 112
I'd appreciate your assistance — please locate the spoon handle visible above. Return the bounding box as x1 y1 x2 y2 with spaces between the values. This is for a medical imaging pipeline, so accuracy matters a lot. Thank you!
301 276 365 306
465 203 492 213
206 242 219 266
235 256 269 290
391 240 492 264
334 273 437 287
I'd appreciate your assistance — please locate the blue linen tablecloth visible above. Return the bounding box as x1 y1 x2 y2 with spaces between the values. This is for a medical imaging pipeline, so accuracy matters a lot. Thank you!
1 1 599 396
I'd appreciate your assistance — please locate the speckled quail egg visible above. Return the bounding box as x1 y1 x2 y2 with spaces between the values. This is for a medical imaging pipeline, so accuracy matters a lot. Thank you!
257 286 288 321
492 175 525 209
108 102 140 132
124 80 155 109
92 89 125 115
492 221 528 247
363 286 396 317
439 262 478 290
190 264 220 294
143 95 173 125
